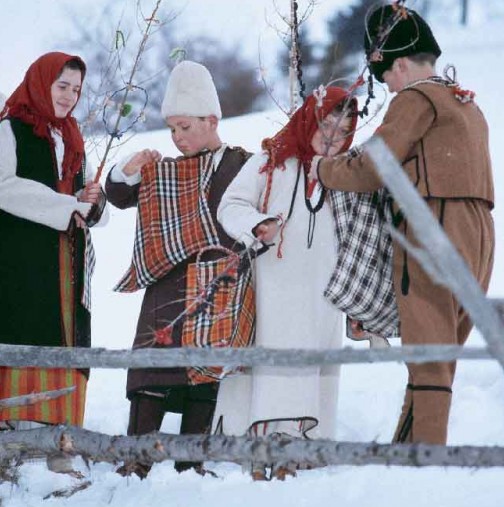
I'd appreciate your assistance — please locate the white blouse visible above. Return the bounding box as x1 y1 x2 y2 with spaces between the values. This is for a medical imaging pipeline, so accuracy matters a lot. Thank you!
0 119 96 231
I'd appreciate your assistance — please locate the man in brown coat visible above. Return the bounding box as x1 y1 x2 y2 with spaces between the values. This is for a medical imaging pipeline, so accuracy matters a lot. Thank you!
106 61 253 477
313 4 494 445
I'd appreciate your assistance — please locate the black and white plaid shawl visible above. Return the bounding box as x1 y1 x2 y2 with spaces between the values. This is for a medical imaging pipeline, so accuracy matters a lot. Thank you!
81 227 95 311
325 188 399 337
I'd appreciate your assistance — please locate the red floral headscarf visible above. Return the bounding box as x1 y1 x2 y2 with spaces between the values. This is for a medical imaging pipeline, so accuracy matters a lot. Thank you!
259 87 358 211
0 52 86 194
260 86 358 176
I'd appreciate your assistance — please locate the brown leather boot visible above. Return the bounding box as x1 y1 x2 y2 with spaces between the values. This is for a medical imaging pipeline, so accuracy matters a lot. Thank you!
271 462 297 481
250 463 269 481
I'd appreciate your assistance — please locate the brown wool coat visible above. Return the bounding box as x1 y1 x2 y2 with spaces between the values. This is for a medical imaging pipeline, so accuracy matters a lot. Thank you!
319 82 494 205
318 81 495 445
105 146 251 396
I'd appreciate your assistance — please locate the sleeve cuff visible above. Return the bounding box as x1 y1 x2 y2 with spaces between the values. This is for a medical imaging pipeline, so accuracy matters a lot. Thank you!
109 154 141 186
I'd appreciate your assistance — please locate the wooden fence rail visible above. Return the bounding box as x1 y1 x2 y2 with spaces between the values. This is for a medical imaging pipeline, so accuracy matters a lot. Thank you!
0 343 495 369
0 141 502 471
1 426 504 469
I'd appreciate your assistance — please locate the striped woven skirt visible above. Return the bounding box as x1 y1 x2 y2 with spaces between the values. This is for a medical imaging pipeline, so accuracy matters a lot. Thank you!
0 367 87 426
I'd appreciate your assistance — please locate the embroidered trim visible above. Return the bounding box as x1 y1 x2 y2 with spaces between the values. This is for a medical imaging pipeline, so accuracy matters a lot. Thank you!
401 65 475 104
407 383 452 393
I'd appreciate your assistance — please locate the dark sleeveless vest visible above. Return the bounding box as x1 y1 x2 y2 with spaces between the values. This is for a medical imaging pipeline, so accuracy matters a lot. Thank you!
0 118 90 348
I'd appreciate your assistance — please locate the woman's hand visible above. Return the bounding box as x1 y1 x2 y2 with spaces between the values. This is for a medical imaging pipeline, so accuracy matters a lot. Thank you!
123 149 162 176
77 182 108 227
253 218 280 243
74 214 87 229
78 182 102 204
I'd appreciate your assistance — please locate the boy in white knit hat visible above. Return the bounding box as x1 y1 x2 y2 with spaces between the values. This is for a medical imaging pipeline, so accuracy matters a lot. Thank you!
106 61 254 478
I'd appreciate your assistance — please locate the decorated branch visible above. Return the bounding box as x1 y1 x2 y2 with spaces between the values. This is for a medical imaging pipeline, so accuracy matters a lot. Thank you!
93 0 163 183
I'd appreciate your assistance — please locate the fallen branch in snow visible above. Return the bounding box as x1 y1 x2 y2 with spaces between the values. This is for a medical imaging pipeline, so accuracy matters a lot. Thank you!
1 426 504 468
0 343 492 369
43 481 92 500
0 387 76 410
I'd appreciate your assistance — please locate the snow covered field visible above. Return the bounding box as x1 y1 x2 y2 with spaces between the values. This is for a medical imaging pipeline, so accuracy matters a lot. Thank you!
1 15 504 507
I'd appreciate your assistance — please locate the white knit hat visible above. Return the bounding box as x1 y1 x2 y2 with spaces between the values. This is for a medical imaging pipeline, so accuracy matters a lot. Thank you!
161 60 222 119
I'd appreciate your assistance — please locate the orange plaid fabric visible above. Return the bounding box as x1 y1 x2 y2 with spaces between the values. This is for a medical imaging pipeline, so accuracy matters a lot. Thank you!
181 251 255 385
115 152 220 292
0 367 87 426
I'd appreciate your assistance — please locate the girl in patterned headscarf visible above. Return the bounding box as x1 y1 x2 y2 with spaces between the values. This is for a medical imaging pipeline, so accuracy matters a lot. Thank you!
0 52 107 474
214 87 357 481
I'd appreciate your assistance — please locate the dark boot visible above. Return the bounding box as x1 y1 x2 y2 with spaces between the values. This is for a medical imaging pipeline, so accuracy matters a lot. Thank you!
174 383 218 473
117 394 164 479
116 462 152 480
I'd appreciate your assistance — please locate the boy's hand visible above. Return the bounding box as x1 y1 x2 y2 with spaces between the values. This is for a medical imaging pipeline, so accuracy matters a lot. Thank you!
308 155 323 182
123 149 162 176
306 155 323 198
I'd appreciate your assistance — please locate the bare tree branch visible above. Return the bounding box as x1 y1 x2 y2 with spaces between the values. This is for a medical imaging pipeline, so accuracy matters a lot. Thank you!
0 387 75 410
94 0 163 182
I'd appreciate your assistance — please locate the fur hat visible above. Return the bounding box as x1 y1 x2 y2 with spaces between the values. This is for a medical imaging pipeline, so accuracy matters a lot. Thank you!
161 60 222 119
364 5 441 83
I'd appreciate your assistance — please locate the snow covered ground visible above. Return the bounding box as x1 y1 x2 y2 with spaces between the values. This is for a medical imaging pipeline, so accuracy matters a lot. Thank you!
1 17 504 507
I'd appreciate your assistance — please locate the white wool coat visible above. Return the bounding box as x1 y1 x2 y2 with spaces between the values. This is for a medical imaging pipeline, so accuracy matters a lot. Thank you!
214 153 343 439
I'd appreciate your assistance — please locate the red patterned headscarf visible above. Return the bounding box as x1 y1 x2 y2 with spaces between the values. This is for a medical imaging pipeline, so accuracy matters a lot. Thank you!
0 52 86 193
260 86 357 176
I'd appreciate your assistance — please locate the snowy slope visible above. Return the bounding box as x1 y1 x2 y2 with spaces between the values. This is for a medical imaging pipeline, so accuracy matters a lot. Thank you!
1 19 504 507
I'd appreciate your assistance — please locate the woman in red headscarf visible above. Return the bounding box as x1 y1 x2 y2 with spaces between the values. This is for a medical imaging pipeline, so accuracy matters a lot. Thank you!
212 87 357 480
0 52 106 469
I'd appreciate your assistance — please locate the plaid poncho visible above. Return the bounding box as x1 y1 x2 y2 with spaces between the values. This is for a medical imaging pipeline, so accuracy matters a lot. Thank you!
325 188 400 337
115 152 221 292
181 250 255 384
115 150 255 384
